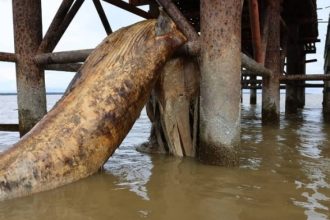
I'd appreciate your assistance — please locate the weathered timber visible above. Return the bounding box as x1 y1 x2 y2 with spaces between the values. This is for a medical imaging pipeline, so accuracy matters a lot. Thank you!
93 0 112 35
156 0 198 41
285 23 306 113
103 0 153 19
0 52 16 62
156 0 200 56
297 49 306 108
36 43 199 65
141 57 199 157
13 0 47 136
0 124 19 132
241 53 272 76
285 23 299 113
0 18 186 201
199 0 241 166
37 0 75 53
44 63 82 72
324 15 330 117
280 74 330 81
248 0 263 104
35 49 93 65
305 59 317 63
262 0 281 123
39 0 85 53
243 84 324 89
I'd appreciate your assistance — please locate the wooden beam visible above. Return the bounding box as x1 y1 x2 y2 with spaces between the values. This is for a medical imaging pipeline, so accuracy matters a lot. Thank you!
305 59 317 63
280 74 330 81
248 0 263 104
35 49 92 65
38 0 75 53
262 0 281 123
0 124 19 132
241 53 272 77
93 0 112 35
156 0 198 42
38 0 85 53
0 52 16 62
129 0 153 6
44 63 82 72
102 0 153 19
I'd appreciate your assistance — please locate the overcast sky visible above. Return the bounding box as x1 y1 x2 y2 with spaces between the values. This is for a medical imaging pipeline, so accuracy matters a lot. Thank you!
0 0 329 93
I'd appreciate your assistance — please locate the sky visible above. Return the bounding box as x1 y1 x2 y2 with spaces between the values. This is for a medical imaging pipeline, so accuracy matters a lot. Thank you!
0 0 329 93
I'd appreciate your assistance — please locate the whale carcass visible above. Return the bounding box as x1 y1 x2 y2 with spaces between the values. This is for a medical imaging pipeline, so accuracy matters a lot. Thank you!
0 17 186 201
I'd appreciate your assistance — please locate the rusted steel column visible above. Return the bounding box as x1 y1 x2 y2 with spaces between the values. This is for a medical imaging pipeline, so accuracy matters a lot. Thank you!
296 46 306 108
248 0 264 105
261 0 281 123
13 0 47 136
285 23 300 114
324 16 330 118
284 21 305 112
199 0 241 166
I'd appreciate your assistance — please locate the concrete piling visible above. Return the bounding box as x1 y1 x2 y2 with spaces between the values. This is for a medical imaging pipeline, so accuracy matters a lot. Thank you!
199 0 241 166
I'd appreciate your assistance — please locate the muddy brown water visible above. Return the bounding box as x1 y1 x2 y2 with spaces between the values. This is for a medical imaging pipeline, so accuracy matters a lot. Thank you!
0 93 329 220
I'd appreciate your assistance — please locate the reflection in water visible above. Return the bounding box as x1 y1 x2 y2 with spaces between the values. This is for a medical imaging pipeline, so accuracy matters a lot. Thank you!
0 94 329 220
288 108 330 220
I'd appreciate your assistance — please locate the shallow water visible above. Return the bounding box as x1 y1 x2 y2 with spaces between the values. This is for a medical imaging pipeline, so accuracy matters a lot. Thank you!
0 93 329 220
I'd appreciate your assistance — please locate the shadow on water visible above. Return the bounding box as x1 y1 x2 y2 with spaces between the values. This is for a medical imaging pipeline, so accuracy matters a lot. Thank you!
0 94 329 220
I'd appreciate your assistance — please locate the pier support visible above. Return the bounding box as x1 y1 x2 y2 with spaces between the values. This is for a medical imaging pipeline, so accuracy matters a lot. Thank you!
262 0 281 123
324 71 330 119
199 0 241 166
285 22 306 113
285 23 300 113
324 20 330 118
13 0 47 136
297 55 306 108
248 0 263 105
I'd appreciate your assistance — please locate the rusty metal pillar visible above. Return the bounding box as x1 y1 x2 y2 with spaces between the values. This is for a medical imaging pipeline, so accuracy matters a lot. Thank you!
248 0 264 105
199 0 241 166
323 16 330 119
13 0 47 136
262 0 281 123
296 46 306 108
285 23 300 114
286 22 305 114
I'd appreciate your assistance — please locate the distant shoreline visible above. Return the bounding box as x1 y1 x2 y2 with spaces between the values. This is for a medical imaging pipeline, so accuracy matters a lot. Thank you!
0 93 64 96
